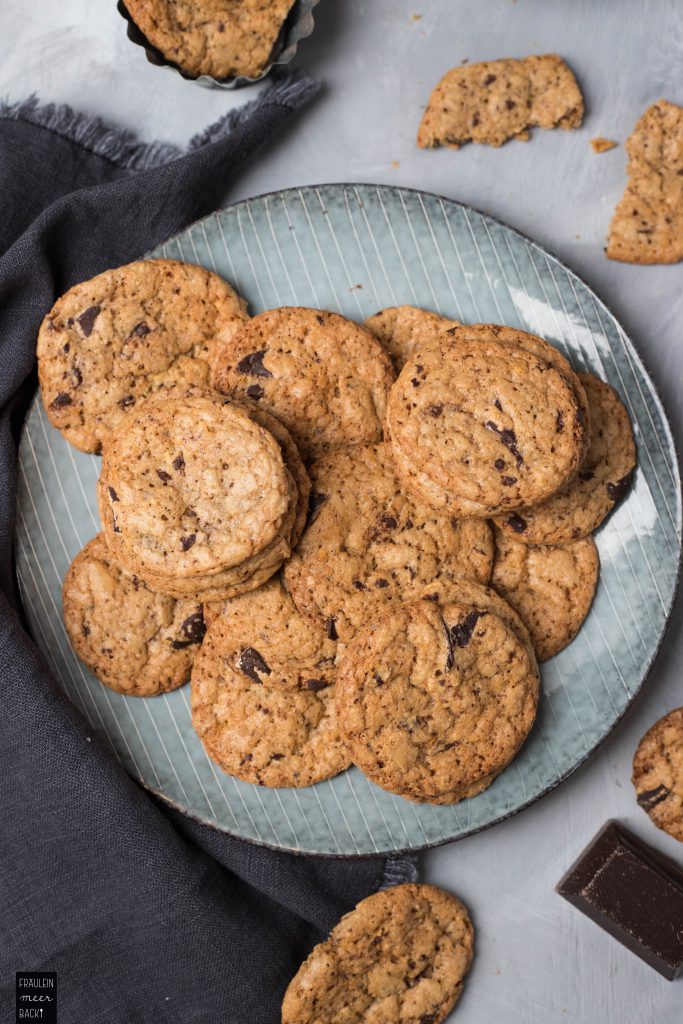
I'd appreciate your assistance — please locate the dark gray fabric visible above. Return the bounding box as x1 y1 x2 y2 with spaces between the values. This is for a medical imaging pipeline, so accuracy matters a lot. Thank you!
0 80 401 1024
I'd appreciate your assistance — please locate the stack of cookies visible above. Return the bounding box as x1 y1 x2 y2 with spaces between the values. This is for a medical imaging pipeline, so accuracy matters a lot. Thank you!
43 260 636 806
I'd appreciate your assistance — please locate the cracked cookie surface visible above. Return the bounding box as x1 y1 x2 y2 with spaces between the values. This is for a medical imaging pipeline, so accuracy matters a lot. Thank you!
281 883 474 1024
418 54 583 150
633 707 683 842
494 374 636 545
607 100 683 264
491 527 599 661
364 305 460 372
191 576 350 787
38 259 247 453
335 596 539 803
136 402 309 601
284 443 493 644
212 306 395 462
98 389 293 582
387 332 585 518
125 0 296 79
63 534 205 696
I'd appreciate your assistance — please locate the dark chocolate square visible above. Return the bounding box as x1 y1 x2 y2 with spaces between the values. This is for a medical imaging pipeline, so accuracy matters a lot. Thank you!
556 820 683 980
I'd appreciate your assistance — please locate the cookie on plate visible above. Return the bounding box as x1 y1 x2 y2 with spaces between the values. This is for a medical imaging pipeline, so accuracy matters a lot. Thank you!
364 305 460 372
491 527 599 661
38 259 248 453
494 374 636 546
137 401 310 602
98 389 295 589
386 331 586 518
607 100 683 264
418 54 583 150
282 883 474 1024
633 707 683 842
63 533 205 696
124 0 297 80
211 307 395 462
284 442 493 644
191 577 350 787
336 595 539 804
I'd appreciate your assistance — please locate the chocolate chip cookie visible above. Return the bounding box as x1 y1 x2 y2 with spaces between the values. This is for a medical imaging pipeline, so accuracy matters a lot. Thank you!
63 533 205 695
211 307 395 462
364 305 460 372
491 527 599 661
125 399 307 602
125 0 296 79
387 331 586 518
418 54 583 150
494 374 636 545
336 596 539 803
191 577 350 787
98 389 295 585
38 259 248 453
284 442 493 644
633 707 683 842
282 883 474 1024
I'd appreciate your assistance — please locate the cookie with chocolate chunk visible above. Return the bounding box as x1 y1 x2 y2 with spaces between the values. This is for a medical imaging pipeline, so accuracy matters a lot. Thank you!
38 259 248 453
364 305 460 372
136 401 309 602
491 527 599 661
190 576 350 787
284 442 493 644
211 307 395 462
335 595 539 804
63 533 205 695
418 54 583 150
494 374 636 545
386 330 586 518
633 707 683 842
608 100 683 264
282 883 474 1024
125 0 297 80
98 389 295 590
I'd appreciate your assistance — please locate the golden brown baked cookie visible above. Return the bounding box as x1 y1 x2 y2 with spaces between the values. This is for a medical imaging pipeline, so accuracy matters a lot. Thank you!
125 0 296 79
364 305 460 372
63 534 205 696
37 259 247 453
491 527 599 661
281 883 474 1024
127 399 308 602
386 332 586 518
633 707 683 842
494 374 636 546
98 389 294 583
211 307 395 462
607 100 683 263
284 442 493 644
336 596 539 804
191 577 350 787
418 55 583 150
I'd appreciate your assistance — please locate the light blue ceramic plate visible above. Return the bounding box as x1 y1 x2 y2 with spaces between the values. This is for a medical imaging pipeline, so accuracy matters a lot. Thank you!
16 184 681 856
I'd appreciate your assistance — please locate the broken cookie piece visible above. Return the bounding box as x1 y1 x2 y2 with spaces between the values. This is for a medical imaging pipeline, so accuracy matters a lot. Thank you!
417 54 583 150
607 99 683 263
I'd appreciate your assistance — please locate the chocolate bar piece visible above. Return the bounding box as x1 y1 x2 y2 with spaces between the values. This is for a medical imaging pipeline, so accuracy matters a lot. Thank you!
556 820 683 980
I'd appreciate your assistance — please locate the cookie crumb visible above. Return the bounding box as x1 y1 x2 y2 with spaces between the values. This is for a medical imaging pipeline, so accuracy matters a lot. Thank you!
411 12 422 21
591 136 617 153
391 159 400 168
